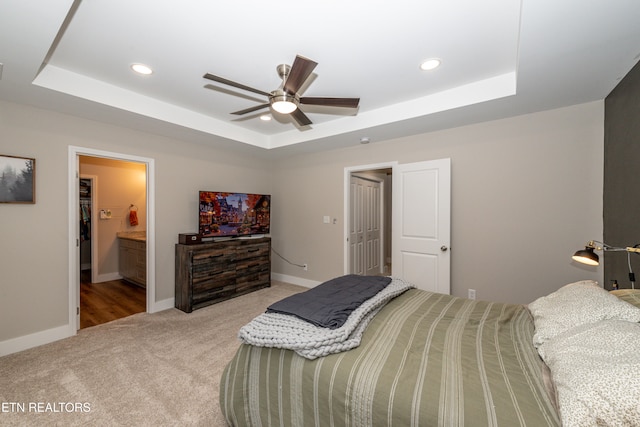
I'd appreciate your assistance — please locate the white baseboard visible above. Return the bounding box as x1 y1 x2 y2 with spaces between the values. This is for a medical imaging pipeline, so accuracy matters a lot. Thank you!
0 324 74 357
150 297 175 313
95 272 122 283
271 273 321 289
0 297 175 357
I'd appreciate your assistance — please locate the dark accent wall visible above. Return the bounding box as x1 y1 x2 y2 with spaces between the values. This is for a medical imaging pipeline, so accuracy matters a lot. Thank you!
604 59 640 289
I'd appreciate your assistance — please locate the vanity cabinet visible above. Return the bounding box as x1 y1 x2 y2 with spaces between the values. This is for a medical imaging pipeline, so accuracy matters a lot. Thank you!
175 237 270 312
118 238 146 287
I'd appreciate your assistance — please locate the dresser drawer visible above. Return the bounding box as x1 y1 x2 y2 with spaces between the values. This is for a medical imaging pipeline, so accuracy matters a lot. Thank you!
236 270 270 293
192 281 236 306
192 269 236 292
236 254 269 271
236 242 269 261
191 247 235 265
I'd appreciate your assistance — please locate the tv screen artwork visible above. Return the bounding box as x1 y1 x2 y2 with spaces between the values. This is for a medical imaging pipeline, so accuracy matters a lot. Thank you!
199 191 270 238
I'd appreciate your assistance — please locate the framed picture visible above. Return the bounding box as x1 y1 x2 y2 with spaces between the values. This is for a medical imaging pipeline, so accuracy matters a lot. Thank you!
0 154 36 204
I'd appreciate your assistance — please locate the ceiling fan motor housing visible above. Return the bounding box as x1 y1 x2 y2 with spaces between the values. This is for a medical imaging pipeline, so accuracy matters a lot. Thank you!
276 63 292 82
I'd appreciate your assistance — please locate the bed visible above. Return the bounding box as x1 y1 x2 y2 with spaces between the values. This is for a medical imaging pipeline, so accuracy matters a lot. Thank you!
220 278 640 427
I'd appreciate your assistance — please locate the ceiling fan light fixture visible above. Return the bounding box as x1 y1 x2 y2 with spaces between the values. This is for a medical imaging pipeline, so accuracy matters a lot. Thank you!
272 101 297 114
270 93 298 114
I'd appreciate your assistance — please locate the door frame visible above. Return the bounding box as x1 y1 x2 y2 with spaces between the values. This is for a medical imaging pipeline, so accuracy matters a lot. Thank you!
344 162 397 275
68 146 156 332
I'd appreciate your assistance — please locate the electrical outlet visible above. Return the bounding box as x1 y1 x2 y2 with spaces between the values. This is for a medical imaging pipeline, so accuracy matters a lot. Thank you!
303 263 308 271
468 289 476 300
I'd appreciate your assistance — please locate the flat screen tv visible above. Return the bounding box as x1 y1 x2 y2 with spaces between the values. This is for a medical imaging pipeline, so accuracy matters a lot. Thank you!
199 191 271 238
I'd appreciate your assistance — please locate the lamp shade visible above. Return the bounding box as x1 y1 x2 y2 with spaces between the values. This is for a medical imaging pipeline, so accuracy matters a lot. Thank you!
572 246 599 266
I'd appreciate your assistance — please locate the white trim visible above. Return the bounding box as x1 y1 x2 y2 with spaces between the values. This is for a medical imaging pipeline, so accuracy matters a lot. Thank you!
271 273 321 289
68 149 80 338
95 272 124 282
343 162 397 275
0 324 71 357
146 159 158 313
153 298 175 313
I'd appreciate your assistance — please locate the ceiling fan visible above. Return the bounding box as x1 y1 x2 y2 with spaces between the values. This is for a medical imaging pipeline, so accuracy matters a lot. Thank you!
203 55 360 127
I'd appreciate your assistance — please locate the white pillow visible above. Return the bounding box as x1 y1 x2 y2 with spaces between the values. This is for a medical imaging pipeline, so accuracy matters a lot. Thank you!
528 280 640 348
538 320 640 427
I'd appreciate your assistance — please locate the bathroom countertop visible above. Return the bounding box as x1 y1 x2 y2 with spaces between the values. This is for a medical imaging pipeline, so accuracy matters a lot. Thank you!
116 231 146 242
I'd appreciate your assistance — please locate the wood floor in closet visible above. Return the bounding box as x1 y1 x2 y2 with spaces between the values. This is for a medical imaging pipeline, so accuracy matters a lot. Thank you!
80 271 146 329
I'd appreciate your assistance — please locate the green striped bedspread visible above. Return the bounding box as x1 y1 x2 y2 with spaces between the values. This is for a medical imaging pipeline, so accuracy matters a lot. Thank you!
220 289 560 426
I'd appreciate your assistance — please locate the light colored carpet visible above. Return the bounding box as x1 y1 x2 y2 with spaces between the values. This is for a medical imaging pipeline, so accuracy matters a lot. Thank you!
0 281 304 426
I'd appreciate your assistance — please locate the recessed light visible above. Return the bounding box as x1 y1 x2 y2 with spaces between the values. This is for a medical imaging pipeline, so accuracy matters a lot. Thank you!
260 115 272 121
420 58 441 71
131 63 153 75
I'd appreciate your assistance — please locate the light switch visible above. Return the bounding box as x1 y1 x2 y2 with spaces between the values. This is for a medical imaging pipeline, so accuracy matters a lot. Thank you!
323 216 330 224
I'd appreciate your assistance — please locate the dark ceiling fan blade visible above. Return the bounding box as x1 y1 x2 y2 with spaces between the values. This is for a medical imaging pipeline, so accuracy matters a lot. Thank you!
231 103 270 115
283 55 318 94
203 73 271 97
299 97 360 108
290 108 312 126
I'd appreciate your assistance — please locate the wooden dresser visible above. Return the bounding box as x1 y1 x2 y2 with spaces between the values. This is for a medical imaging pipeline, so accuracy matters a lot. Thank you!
175 237 270 312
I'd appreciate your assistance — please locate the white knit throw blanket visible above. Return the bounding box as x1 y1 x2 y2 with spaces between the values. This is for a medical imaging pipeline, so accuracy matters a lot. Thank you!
238 277 415 359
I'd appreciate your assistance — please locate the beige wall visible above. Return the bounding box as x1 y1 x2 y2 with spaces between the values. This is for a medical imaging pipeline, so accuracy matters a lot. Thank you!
0 98 604 353
271 101 604 304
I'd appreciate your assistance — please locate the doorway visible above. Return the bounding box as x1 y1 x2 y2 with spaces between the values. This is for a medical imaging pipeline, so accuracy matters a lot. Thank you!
78 157 147 328
68 146 156 333
345 163 395 276
344 159 451 294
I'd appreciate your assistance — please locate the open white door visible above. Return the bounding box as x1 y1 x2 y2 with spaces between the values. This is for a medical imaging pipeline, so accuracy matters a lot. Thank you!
392 158 451 294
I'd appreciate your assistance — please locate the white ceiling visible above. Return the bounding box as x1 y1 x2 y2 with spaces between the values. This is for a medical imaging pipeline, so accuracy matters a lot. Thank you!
1 0 639 157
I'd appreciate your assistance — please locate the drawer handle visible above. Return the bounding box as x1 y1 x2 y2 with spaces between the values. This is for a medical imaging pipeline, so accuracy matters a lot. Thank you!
248 248 260 253
208 254 224 258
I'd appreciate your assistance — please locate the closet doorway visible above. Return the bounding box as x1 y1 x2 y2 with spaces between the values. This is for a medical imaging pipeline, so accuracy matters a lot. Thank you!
345 164 393 276
78 156 147 328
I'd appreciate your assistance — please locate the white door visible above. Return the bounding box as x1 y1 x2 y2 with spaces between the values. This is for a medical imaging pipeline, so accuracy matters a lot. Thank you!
349 176 365 275
392 158 451 294
349 175 382 275
363 178 382 276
